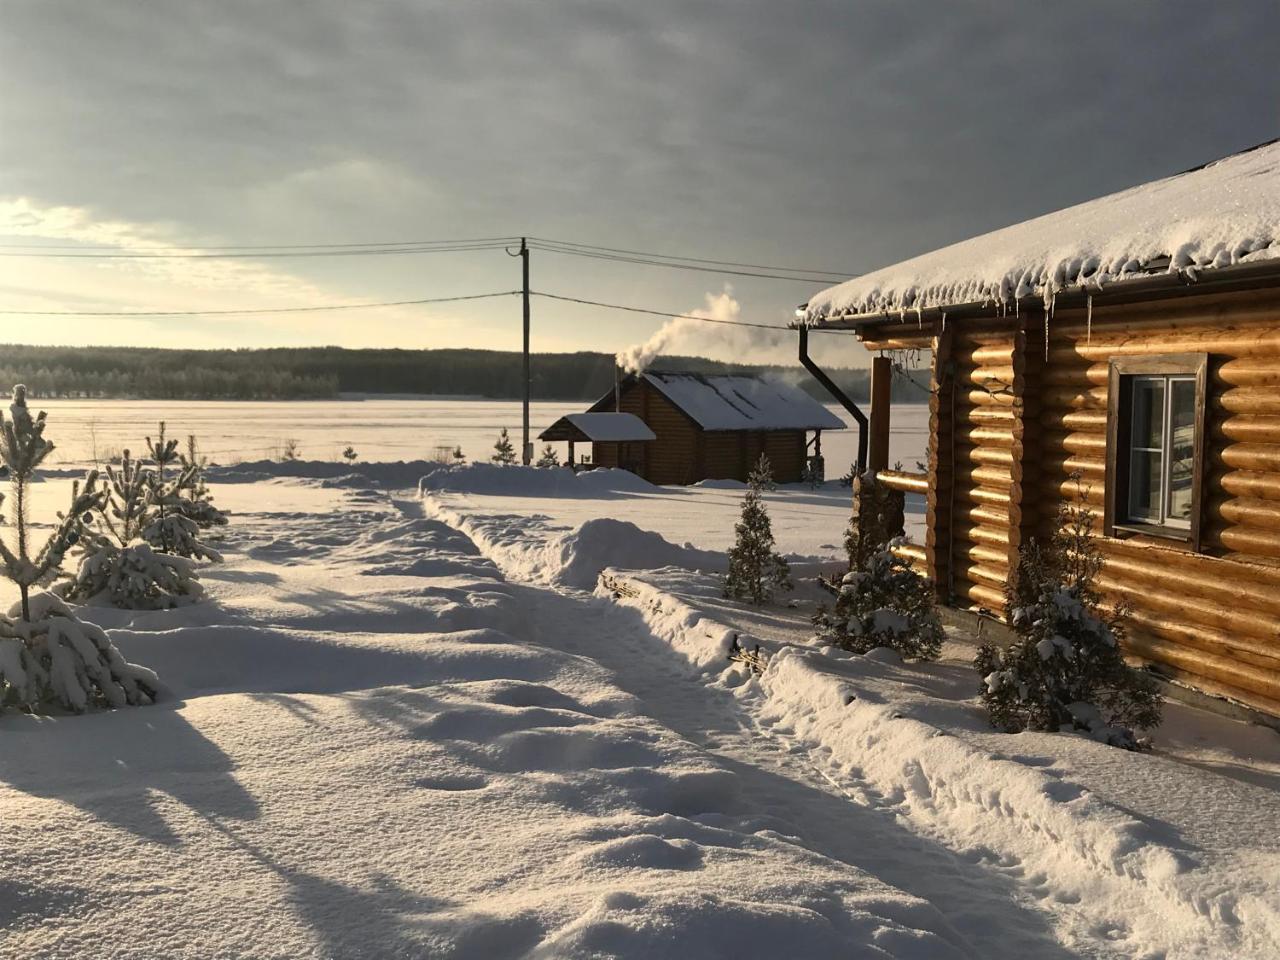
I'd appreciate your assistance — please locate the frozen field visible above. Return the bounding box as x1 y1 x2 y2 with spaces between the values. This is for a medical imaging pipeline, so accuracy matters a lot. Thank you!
28 398 930 479
2 456 1277 958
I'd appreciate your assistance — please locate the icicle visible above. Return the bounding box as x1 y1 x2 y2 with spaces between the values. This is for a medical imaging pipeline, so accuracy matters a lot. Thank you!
941 311 947 332
1043 294 1056 363
1086 293 1093 344
916 305 923 330
1015 297 1020 319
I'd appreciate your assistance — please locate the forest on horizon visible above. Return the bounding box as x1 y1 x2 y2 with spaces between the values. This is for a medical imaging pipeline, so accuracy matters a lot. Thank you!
0 344 929 403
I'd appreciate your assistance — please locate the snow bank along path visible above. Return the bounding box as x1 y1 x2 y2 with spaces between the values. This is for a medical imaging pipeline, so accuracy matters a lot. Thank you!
595 568 1280 960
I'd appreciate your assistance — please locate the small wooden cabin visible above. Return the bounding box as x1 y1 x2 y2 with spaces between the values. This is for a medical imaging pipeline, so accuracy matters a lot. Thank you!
584 372 844 485
537 412 655 471
801 139 1280 716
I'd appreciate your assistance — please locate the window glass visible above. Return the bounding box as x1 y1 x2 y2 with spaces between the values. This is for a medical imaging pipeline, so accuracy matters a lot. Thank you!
1167 378 1196 523
1132 378 1164 448
1128 449 1163 523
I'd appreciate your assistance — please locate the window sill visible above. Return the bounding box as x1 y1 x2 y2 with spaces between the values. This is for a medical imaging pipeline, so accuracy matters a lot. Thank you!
1111 522 1194 546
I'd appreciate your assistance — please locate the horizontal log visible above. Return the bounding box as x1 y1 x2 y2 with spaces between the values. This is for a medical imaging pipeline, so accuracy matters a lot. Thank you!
962 524 1010 548
955 581 1006 613
1213 388 1280 417
859 334 936 351
1211 415 1280 445
951 540 1010 567
954 563 1007 589
957 502 1011 528
1044 431 1107 456
1052 293 1280 336
1213 443 1280 473
954 443 1015 467
1040 386 1108 411
1205 523 1280 560
1211 469 1280 502
964 426 1017 448
1207 495 1280 530
961 485 1011 507
968 366 1016 388
876 469 928 494
1038 409 1107 432
962 388 1017 407
1042 364 1107 388
1097 574 1280 657
1099 542 1280 618
1037 479 1105 505
1212 358 1280 389
959 405 1015 426
960 344 1014 366
1047 328 1280 364
1120 627 1280 705
891 542 927 566
1037 455 1106 481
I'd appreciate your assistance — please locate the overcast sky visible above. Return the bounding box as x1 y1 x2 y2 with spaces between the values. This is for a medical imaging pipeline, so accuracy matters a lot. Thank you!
1 0 1276 367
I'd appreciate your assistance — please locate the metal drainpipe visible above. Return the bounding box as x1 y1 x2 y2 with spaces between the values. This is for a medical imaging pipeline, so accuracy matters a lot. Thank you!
798 325 869 474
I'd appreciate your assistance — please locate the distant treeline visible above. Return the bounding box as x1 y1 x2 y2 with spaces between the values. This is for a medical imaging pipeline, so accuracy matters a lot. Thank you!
0 344 930 403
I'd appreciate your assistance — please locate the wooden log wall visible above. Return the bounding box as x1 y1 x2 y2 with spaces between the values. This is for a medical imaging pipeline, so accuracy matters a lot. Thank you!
1031 286 1280 713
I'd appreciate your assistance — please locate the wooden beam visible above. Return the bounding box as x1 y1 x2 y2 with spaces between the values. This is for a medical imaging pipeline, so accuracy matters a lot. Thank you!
869 355 892 473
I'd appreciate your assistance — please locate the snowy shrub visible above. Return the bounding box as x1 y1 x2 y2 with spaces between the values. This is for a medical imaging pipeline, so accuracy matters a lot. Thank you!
0 592 157 713
141 425 223 563
813 538 943 660
178 434 228 528
491 428 517 465
724 455 791 605
63 450 206 609
0 386 157 712
536 444 560 468
974 484 1161 749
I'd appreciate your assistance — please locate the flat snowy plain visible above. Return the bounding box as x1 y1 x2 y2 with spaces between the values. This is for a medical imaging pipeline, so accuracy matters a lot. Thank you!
2 454 1278 959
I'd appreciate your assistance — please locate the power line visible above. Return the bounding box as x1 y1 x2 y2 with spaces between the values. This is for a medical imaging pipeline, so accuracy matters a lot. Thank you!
0 241 516 260
531 291 858 334
0 290 520 317
0 235 521 252
527 241 847 284
528 236 855 278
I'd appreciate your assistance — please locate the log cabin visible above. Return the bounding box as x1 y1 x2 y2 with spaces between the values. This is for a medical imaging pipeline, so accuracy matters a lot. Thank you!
580 371 845 484
799 139 1280 716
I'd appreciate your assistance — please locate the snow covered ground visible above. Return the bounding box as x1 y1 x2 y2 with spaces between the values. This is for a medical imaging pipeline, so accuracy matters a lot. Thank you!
2 459 1277 958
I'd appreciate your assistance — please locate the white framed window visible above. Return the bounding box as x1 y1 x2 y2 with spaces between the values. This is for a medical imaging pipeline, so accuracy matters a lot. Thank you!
1105 355 1207 549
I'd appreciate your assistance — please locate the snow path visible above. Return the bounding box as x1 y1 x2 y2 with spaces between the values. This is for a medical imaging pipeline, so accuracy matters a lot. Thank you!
506 580 1095 959
416 494 1145 958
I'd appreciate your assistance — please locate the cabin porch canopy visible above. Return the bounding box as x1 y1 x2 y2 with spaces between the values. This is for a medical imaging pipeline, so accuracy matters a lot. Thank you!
538 412 656 444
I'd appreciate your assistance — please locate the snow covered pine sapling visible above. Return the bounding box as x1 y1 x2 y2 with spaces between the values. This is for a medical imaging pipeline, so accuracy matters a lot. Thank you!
62 450 205 609
812 475 942 660
724 454 792 605
536 444 560 468
178 434 228 529
974 482 1161 749
491 428 517 465
141 423 223 563
0 385 157 711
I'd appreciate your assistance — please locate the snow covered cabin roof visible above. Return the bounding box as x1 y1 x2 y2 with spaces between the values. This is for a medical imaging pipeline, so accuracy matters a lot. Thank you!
539 412 656 443
802 139 1280 325
638 372 845 432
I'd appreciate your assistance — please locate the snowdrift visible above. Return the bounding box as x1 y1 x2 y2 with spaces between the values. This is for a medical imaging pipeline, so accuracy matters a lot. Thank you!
420 463 658 498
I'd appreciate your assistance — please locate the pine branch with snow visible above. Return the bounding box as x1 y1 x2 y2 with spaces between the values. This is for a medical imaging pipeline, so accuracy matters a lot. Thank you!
974 482 1161 749
491 428 517 465
723 455 792 605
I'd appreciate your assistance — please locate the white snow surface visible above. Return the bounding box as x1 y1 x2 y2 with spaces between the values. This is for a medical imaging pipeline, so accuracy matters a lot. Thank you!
4 459 1277 958
639 372 846 432
804 139 1280 321
544 412 657 442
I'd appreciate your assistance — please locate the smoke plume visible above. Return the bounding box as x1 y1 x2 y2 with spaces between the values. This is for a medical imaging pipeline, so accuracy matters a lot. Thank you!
615 287 787 374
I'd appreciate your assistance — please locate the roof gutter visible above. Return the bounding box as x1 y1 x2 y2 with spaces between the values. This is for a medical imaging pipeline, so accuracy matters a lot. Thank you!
798 324 868 473
799 257 1280 331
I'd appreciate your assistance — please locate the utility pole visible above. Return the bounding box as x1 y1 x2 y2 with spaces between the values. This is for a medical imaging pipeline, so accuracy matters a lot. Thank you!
521 237 531 465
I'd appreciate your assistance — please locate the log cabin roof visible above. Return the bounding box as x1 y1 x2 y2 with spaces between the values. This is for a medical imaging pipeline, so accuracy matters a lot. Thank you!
538 412 656 443
801 138 1280 325
632 372 844 432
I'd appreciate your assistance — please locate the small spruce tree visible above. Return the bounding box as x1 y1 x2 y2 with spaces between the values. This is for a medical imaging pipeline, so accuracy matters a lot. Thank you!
62 450 205 609
536 444 560 468
492 428 517 465
140 424 221 562
724 455 792 605
974 480 1161 749
342 446 358 463
452 446 466 465
178 435 227 529
0 386 158 712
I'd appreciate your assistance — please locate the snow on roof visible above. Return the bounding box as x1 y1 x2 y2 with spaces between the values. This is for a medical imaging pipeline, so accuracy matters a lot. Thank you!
540 412 656 442
803 139 1280 323
643 372 845 432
